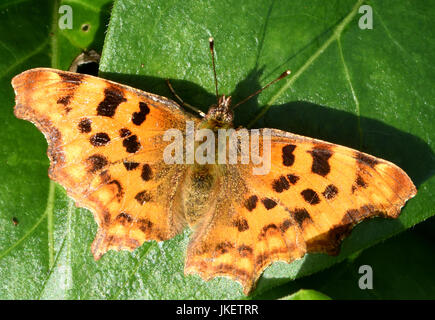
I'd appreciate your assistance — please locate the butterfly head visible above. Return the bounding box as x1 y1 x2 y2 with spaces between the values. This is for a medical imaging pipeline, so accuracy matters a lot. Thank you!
205 95 233 128
204 37 290 129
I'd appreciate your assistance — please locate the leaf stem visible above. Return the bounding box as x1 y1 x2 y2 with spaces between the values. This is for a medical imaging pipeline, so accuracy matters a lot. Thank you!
46 181 56 269
50 0 60 69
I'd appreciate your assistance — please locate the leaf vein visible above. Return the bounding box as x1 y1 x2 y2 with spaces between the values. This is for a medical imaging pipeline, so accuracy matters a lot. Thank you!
247 0 365 128
337 37 363 148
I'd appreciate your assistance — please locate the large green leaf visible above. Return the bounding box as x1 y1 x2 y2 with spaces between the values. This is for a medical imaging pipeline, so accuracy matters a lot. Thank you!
0 0 112 299
0 0 434 299
261 216 435 299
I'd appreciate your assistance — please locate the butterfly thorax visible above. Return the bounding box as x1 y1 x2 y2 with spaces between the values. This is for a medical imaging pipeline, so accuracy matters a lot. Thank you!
202 95 234 130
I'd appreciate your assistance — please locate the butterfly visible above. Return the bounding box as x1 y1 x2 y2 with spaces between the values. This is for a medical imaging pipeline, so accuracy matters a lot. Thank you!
12 38 416 294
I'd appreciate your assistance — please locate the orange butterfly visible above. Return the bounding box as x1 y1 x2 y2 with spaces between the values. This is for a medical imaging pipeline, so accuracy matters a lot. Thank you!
12 38 416 294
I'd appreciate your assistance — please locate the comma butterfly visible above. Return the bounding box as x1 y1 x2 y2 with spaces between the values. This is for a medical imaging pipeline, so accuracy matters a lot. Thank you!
12 38 416 294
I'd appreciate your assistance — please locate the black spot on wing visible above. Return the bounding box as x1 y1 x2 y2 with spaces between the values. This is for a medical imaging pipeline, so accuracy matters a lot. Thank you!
287 174 299 184
123 161 140 171
308 147 332 176
132 102 150 125
352 175 368 193
272 175 290 193
119 128 131 138
97 86 127 117
280 219 292 232
244 195 258 211
233 218 249 232
301 189 320 205
238 245 253 257
122 135 141 153
135 190 152 205
90 132 110 146
258 224 279 240
57 95 72 106
116 212 133 224
322 184 338 199
282 144 296 166
292 208 311 227
57 95 72 113
78 118 92 133
58 72 84 82
262 198 277 210
56 72 84 111
137 218 153 233
141 164 152 181
355 152 379 168
216 241 234 255
102 211 111 225
356 175 367 187
86 154 108 173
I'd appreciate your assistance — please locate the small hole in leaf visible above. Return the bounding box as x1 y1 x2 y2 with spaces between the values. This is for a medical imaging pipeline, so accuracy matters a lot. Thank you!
81 23 90 32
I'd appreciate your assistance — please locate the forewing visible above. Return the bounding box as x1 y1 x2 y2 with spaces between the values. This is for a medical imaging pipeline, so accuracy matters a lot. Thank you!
12 68 196 259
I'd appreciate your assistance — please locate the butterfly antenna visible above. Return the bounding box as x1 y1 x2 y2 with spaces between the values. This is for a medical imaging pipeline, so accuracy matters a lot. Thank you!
166 79 206 117
232 70 291 110
209 37 219 102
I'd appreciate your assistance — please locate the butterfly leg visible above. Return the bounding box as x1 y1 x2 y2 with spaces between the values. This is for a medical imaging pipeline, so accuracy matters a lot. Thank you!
166 79 206 117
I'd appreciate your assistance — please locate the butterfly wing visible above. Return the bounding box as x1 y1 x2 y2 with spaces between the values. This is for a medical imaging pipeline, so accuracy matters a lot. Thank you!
12 68 196 259
252 129 416 253
185 128 416 294
184 162 307 293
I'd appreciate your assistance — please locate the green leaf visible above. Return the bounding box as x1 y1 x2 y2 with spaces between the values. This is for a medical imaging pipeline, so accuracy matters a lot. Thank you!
0 0 112 299
1 0 434 299
280 289 331 300
263 217 435 299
